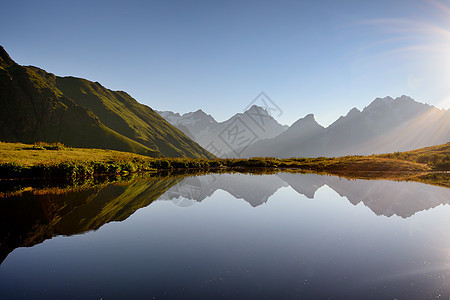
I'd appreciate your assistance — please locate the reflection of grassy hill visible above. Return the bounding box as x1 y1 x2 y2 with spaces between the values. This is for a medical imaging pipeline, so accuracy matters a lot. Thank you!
50 178 180 235
0 176 181 265
0 46 212 158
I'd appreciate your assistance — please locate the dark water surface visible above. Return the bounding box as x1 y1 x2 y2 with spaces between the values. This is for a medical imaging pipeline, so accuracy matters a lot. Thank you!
1 173 450 299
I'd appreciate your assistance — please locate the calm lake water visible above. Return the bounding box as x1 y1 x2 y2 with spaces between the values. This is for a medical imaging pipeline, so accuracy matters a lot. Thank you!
1 173 450 299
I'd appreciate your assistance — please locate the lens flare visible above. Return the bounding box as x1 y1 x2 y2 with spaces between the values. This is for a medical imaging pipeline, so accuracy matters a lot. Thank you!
361 0 450 109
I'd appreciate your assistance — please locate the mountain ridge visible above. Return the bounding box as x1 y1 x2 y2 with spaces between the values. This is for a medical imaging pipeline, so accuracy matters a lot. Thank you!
245 95 449 158
159 95 448 158
157 105 288 157
0 46 213 158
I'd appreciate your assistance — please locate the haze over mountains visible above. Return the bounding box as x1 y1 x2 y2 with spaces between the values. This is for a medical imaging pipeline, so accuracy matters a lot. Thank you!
0 46 213 158
160 96 450 158
1 45 448 159
157 105 288 157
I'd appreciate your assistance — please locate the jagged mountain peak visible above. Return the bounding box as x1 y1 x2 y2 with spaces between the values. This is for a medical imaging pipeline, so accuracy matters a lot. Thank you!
247 104 267 111
364 95 428 113
186 109 209 117
157 109 217 125
227 104 278 123
159 104 287 157
346 107 362 118
244 105 273 117
394 95 433 110
182 109 217 124
290 113 323 130
159 110 181 117
364 96 394 111
396 95 415 102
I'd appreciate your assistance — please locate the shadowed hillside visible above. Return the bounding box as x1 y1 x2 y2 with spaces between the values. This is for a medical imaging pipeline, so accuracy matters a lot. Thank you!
0 46 213 159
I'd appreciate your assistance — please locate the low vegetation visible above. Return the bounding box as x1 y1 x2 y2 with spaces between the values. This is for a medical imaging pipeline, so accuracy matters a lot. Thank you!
0 142 448 187
377 143 450 170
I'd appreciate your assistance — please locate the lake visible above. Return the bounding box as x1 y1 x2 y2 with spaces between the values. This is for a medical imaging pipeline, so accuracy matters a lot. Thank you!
1 173 450 299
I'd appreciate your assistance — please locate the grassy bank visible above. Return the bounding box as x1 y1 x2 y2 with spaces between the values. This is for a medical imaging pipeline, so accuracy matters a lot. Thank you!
0 142 448 181
378 143 450 170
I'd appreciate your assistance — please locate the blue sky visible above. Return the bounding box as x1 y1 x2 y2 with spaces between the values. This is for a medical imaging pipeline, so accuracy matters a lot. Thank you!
2 0 450 126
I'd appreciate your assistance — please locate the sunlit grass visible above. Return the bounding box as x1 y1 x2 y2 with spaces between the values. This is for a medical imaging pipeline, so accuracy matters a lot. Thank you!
0 142 448 188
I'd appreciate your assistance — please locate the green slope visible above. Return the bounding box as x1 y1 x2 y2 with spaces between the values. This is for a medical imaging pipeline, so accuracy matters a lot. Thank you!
0 46 213 158
0 176 182 264
406 142 450 156
54 75 213 158
379 142 450 170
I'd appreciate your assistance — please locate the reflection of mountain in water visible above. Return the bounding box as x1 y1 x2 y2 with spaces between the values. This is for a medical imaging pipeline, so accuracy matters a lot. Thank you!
0 177 181 265
324 176 450 218
1 173 449 266
158 174 288 207
160 173 450 218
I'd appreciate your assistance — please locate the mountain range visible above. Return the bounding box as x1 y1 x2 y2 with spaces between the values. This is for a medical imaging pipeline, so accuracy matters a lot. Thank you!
1 45 448 159
157 105 288 157
159 96 450 158
0 46 213 158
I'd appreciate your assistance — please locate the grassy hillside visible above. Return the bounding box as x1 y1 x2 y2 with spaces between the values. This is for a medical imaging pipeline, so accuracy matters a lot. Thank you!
378 142 450 170
0 46 213 159
52 73 213 158
0 142 152 166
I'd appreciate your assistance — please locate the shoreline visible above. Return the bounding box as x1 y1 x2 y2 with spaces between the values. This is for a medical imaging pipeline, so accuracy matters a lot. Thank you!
1 167 448 199
0 141 448 191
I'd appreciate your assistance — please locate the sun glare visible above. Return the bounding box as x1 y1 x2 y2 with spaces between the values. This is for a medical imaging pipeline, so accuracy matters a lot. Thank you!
362 0 450 109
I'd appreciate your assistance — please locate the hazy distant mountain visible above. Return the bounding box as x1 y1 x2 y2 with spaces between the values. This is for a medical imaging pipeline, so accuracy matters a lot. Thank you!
158 105 288 157
0 46 213 158
245 96 450 158
157 109 218 142
245 114 325 158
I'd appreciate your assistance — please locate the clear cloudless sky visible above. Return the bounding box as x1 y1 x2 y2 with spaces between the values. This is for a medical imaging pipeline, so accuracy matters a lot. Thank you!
2 0 450 126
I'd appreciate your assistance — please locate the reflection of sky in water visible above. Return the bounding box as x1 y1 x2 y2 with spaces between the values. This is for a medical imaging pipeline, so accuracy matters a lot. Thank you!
1 174 450 298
